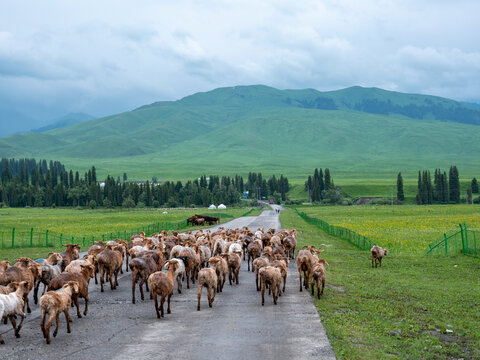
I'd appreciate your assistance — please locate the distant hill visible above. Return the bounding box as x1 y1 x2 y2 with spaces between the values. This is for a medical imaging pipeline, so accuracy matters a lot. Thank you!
32 113 95 133
1 85 480 180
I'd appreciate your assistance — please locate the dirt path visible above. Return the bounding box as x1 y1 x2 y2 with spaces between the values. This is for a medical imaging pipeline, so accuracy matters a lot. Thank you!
0 208 335 360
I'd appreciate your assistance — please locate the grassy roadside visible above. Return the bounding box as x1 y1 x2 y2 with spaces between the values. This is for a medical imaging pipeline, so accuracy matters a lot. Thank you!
281 209 480 359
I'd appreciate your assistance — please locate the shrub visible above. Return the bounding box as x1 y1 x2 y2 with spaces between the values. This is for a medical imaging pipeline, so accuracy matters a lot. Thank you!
152 200 160 208
89 200 97 209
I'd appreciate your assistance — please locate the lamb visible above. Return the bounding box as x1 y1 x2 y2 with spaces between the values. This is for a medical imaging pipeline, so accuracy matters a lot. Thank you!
147 260 179 319
283 235 297 259
208 256 228 293
40 281 79 344
197 268 217 311
296 249 316 292
129 254 159 304
247 242 261 272
371 246 388 268
0 281 27 344
48 264 95 318
97 246 124 292
310 258 328 299
259 266 282 306
253 257 270 291
168 258 185 294
178 247 199 289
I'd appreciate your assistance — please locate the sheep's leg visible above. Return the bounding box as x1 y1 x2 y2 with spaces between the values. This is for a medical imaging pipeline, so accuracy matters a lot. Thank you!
45 313 55 344
320 279 325 298
95 267 98 284
34 280 40 304
186 269 191 289
261 280 266 306
207 286 213 308
235 269 239 285
24 294 31 313
247 256 250 271
0 335 4 344
229 269 233 285
53 313 60 338
160 296 165 318
298 268 303 292
65 310 72 333
197 284 202 311
9 315 17 335
311 277 315 296
177 275 182 294
145 279 149 292
379 258 382 267
99 266 105 292
114 268 120 287
167 293 172 314
83 294 89 316
131 272 137 304
40 309 47 339
139 278 145 301
371 256 374 268
108 270 114 290
304 270 309 290
255 271 260 291
42 282 48 295
283 274 286 293
74 294 82 318
153 292 160 319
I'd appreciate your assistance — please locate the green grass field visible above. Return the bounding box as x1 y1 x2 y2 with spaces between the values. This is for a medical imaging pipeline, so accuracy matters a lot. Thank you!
294 204 480 253
281 209 480 359
0 207 256 263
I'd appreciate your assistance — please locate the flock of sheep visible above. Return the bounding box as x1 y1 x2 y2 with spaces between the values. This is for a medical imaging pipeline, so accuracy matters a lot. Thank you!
0 222 388 346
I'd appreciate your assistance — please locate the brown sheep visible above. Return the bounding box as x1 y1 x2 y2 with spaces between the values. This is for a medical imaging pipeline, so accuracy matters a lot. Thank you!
296 249 316 292
147 260 179 319
272 257 289 293
0 260 35 313
197 268 217 311
48 264 95 318
247 242 261 272
310 258 328 299
0 281 28 344
259 266 282 306
40 281 79 344
129 254 159 304
97 246 123 292
371 246 388 268
60 244 81 270
283 235 297 259
253 257 270 291
224 252 241 286
208 256 228 293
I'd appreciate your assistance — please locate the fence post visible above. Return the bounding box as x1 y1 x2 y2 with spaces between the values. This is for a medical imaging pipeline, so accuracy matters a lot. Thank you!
11 227 15 248
459 223 465 254
464 222 469 255
30 228 33 247
444 233 448 255
46 230 49 247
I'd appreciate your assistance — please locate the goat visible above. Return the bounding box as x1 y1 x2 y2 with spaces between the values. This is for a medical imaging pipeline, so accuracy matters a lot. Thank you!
197 268 217 311
259 266 282 306
371 246 388 268
40 281 79 344
0 281 27 344
147 260 179 319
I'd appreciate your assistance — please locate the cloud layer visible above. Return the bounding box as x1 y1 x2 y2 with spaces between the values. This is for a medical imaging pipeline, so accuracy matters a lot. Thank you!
1 0 479 134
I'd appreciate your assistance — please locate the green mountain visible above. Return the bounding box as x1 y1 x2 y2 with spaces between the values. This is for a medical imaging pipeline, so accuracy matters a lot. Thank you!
1 85 480 180
32 112 95 133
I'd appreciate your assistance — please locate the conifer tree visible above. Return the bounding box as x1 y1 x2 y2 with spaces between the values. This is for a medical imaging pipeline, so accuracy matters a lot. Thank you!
396 172 404 201
471 177 478 193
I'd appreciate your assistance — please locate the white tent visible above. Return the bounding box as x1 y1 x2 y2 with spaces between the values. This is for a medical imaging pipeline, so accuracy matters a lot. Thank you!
218 204 227 209
208 204 216 209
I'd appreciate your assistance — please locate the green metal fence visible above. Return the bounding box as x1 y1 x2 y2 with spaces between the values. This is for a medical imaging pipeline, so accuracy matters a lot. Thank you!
293 208 375 251
0 219 188 249
426 223 480 257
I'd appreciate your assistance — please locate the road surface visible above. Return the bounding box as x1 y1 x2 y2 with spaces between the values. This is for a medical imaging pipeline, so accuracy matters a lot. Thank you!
0 207 335 360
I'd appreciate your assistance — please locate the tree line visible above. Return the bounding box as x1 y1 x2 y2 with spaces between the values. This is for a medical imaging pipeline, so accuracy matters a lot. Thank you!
304 168 335 202
0 158 289 208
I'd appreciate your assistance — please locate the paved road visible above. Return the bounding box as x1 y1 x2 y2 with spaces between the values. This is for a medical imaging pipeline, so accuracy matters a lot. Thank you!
1 208 335 360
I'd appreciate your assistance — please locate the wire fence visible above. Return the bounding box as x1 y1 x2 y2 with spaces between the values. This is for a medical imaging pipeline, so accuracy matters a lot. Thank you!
426 223 480 257
293 208 376 251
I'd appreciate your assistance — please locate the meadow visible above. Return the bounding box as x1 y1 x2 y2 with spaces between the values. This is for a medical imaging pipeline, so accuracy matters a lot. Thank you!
281 209 480 359
295 204 480 252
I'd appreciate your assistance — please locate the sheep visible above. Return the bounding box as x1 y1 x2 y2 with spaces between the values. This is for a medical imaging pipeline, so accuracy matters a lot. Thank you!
371 246 388 268
272 246 286 259
223 252 241 286
212 239 226 257
40 281 79 344
0 261 9 275
64 255 96 274
0 283 17 295
272 257 289 293
0 281 27 344
253 257 270 291
259 266 282 306
310 258 328 299
247 242 261 272
168 258 185 294
199 246 211 268
34 254 64 304
178 247 200 289
129 254 159 304
147 260 179 319
296 249 316 292
197 268 217 311
96 247 123 292
208 256 228 293
169 245 185 260
283 235 297 259
48 264 95 318
0 260 35 313
228 242 243 257
60 244 81 270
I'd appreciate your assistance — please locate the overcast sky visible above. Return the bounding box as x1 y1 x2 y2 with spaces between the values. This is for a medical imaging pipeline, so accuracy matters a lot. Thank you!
1 0 479 134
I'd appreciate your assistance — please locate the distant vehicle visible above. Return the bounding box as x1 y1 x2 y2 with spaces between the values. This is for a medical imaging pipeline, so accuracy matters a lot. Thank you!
269 199 274 204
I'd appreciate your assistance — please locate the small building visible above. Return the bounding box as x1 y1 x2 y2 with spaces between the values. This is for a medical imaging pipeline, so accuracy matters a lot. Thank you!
218 204 227 209
208 204 216 209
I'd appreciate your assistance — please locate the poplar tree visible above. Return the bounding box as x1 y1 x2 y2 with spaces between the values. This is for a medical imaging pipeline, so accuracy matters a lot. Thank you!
396 172 404 201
